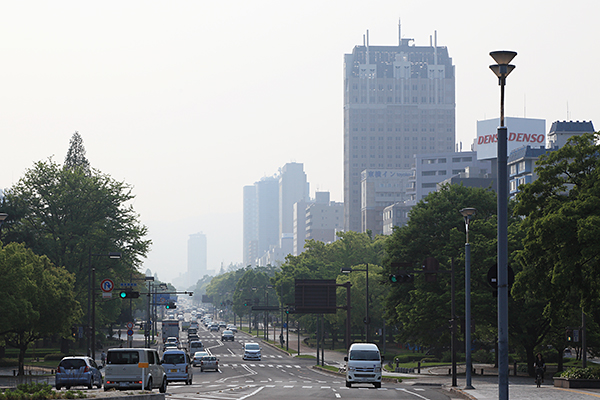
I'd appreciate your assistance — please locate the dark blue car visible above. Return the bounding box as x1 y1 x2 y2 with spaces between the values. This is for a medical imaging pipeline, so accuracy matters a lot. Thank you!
55 356 103 390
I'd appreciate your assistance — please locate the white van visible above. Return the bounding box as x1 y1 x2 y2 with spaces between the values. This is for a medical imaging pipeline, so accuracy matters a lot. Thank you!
104 348 167 392
344 343 383 388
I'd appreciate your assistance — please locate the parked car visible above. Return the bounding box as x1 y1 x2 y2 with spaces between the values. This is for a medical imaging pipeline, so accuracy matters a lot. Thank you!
199 355 219 372
192 351 209 367
242 342 261 361
221 330 234 341
104 348 167 392
161 350 193 385
55 356 103 390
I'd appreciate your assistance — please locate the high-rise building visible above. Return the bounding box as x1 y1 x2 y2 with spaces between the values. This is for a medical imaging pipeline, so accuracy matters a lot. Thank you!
243 185 258 266
255 177 279 261
279 162 308 245
344 25 455 232
187 232 207 284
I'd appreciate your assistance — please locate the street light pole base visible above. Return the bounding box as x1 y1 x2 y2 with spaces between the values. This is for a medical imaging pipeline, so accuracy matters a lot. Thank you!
463 385 475 390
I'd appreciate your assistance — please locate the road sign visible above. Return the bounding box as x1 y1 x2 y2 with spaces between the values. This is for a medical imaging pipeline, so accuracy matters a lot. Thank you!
127 329 134 336
100 279 114 293
126 322 134 329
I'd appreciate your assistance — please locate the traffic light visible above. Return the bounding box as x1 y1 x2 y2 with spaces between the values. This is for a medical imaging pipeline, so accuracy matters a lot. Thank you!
389 272 414 284
119 290 140 299
166 302 176 309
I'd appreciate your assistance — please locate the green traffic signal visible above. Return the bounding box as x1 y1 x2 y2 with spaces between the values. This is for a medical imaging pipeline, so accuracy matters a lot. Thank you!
119 290 140 299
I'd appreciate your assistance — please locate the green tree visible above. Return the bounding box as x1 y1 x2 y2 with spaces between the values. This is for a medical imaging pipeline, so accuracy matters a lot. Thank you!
0 242 81 375
514 131 600 368
1 158 150 338
64 131 90 173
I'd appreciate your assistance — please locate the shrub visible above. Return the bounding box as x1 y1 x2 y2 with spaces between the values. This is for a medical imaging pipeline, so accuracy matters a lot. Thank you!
44 353 67 362
560 367 600 380
440 351 465 363
419 357 439 363
472 349 494 363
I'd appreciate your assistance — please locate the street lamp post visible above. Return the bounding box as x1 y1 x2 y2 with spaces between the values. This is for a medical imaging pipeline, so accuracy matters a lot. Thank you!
459 208 476 390
88 251 121 360
341 264 369 342
490 50 516 400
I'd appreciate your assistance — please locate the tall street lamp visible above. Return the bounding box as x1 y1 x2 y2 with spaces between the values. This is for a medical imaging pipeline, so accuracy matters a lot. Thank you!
459 208 476 390
341 264 369 342
490 50 516 400
88 251 121 360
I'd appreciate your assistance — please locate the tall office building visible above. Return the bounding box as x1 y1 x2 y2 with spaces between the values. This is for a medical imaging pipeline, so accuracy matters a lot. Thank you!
243 185 258 266
187 232 207 284
279 162 308 245
343 25 455 232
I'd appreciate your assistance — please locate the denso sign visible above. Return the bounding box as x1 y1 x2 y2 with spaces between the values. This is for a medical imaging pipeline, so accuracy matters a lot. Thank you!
476 117 546 160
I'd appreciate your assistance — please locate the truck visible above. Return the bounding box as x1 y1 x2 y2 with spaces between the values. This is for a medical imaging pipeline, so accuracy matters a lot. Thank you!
161 320 180 343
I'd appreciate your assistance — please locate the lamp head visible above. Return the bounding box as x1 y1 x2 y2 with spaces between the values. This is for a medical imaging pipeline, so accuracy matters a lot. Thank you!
108 252 122 259
490 50 517 65
459 208 477 218
0 213 7 222
340 267 353 274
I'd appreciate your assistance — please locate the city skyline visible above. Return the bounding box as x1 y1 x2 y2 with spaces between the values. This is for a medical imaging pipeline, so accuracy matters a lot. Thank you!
2 1 599 283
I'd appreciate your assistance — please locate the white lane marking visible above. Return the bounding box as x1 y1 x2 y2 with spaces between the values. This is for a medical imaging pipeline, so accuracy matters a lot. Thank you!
335 394 341 398
283 385 294 388
397 387 434 399
239 386 265 400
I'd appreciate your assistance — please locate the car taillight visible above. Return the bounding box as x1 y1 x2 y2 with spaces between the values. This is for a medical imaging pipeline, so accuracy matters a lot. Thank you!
185 365 188 373
216 361 218 365
200 361 204 365
83 366 89 372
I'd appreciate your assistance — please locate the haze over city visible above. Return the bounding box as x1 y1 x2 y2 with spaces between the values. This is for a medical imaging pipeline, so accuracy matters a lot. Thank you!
2 1 599 284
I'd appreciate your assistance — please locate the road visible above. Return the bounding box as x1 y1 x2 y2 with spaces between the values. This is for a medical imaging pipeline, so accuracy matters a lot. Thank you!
163 325 454 400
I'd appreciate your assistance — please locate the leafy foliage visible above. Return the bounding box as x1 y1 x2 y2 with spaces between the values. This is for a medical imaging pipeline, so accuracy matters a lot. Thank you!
0 243 81 376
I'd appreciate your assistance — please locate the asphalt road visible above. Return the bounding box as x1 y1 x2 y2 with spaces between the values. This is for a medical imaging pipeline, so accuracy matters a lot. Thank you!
162 325 456 400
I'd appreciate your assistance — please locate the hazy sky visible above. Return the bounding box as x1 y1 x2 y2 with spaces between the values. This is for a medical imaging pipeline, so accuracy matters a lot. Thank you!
2 1 599 284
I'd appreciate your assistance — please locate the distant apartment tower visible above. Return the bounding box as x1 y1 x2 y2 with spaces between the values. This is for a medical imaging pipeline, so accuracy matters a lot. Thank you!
361 169 412 235
344 25 456 232
243 176 279 266
187 232 207 284
306 192 344 244
279 163 308 246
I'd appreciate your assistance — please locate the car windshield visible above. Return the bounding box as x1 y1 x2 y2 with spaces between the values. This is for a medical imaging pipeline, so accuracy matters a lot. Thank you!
223 331 232 335
349 350 380 361
163 353 186 364
107 351 139 365
245 344 260 350
59 359 86 369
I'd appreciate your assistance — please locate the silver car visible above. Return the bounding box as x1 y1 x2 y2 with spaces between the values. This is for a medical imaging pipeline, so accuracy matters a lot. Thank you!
199 355 219 372
162 350 193 385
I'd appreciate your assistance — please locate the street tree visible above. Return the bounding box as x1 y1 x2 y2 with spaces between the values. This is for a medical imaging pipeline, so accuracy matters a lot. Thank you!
514 131 600 366
0 242 81 376
0 156 150 339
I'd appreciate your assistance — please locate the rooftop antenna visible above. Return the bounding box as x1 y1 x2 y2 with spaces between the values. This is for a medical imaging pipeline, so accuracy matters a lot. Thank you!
366 29 370 63
398 18 401 45
434 30 438 65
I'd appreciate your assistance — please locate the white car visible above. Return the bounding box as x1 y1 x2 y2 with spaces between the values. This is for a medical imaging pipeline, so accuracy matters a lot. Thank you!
242 342 261 361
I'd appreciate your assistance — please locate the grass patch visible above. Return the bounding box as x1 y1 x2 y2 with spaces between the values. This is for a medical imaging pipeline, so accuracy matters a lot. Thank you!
295 354 316 359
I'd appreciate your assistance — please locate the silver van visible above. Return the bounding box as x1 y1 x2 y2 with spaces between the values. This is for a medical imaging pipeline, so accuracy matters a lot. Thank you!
104 348 167 392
